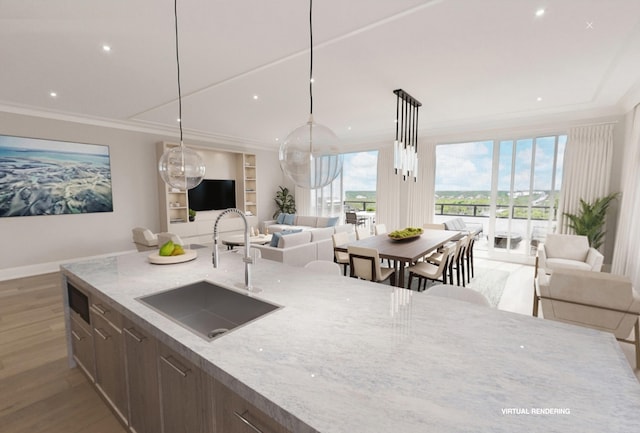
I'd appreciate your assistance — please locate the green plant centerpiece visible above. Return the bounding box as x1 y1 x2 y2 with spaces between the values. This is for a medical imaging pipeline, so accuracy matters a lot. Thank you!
563 192 619 250
188 208 196 222
388 227 424 240
273 186 296 219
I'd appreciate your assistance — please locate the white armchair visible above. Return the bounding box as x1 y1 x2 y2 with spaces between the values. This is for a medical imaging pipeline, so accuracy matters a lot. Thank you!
536 234 604 274
131 227 158 252
535 268 640 368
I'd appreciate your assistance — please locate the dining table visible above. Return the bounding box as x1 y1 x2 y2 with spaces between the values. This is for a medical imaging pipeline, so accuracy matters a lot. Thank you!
335 228 460 288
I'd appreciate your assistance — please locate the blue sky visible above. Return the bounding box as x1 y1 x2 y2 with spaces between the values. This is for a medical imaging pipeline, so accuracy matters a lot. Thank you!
435 136 566 192
342 151 378 191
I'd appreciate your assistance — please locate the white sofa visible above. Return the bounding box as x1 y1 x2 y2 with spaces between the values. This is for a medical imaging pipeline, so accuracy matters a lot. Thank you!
264 214 339 233
253 225 353 267
537 234 604 274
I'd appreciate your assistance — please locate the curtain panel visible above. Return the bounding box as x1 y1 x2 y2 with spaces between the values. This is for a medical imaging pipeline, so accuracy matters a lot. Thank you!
557 123 614 235
376 142 436 230
612 105 640 287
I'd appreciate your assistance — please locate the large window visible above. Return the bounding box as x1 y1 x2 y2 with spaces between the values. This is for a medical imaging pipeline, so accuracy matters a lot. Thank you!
310 151 378 219
435 135 566 259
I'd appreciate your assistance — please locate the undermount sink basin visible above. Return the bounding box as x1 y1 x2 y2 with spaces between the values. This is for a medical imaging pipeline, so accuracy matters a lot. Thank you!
138 281 281 341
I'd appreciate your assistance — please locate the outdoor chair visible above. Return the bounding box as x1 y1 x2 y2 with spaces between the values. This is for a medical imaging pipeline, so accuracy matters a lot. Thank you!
345 211 367 227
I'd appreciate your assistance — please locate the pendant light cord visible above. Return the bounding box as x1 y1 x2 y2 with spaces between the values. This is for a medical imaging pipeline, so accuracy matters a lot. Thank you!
174 0 183 144
309 0 313 116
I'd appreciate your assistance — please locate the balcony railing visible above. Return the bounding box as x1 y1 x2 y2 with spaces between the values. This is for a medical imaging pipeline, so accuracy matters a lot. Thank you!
435 203 557 220
344 200 377 212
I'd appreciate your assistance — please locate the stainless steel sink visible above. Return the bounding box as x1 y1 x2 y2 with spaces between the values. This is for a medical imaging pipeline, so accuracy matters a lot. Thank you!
138 281 281 341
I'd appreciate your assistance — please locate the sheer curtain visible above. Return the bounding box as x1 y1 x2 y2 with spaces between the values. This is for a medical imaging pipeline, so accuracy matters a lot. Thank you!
557 123 614 234
376 142 436 230
612 105 640 287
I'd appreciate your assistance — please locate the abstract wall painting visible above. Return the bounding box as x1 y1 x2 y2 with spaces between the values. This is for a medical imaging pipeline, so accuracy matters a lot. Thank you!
0 134 113 217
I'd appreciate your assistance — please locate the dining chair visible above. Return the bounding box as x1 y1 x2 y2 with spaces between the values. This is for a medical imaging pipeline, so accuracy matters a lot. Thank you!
424 284 490 307
422 223 445 230
304 260 342 275
332 231 350 276
132 227 158 252
356 227 371 240
464 236 475 283
407 244 456 291
348 246 395 285
374 224 387 235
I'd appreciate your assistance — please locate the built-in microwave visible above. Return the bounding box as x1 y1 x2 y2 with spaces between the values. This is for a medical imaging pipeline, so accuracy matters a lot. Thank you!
67 282 90 325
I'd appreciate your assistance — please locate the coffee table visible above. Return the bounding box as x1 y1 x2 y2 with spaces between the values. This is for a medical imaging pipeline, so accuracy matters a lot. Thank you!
221 234 272 250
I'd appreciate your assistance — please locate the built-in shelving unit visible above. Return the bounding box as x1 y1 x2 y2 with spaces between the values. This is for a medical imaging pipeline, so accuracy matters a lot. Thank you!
242 153 257 217
156 142 259 243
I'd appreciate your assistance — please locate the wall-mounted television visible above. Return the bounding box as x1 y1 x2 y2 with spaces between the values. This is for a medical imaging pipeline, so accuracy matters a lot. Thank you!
188 179 236 211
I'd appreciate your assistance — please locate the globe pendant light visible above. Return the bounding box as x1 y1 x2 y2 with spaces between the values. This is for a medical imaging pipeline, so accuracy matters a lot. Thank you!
279 0 343 190
158 0 205 190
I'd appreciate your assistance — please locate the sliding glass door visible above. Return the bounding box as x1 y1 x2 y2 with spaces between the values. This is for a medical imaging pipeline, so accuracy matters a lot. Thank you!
435 135 566 261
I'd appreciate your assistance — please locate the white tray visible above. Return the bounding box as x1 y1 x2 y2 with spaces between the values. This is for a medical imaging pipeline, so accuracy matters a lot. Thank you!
148 249 197 265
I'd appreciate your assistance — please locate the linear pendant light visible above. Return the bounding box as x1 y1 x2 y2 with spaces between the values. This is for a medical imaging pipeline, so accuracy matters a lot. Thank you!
393 89 421 182
278 0 343 190
158 0 206 191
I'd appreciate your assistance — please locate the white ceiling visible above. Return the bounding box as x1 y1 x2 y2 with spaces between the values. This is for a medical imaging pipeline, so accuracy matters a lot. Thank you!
2 0 640 150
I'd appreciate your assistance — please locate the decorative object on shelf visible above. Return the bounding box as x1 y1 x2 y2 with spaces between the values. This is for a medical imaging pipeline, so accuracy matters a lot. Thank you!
563 192 619 249
393 88 421 182
188 208 196 222
273 186 296 219
278 0 343 190
158 0 205 191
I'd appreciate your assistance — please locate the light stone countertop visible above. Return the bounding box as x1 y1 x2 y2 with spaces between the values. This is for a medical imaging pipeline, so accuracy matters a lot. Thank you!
61 247 640 433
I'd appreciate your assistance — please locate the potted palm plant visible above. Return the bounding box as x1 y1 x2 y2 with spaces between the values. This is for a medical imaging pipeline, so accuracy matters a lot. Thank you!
273 186 296 219
563 192 619 250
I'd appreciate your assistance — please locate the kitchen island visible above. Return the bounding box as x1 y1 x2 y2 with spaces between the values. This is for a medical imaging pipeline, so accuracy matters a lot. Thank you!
61 247 640 433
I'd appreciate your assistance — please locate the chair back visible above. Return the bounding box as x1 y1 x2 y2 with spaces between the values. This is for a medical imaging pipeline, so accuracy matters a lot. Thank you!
304 260 342 275
374 224 387 235
132 227 158 251
345 212 358 225
356 227 371 240
540 268 640 339
544 234 589 261
332 231 350 263
348 246 383 282
423 223 445 230
425 284 490 307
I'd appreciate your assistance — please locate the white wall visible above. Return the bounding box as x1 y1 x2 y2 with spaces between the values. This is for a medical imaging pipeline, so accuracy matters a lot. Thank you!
0 112 282 279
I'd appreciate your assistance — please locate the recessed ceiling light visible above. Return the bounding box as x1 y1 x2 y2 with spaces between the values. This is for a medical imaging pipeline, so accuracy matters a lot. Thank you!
347 126 352 131
49 92 57 98
253 95 259 100
535 9 545 17
537 97 543 102
102 45 111 52
275 138 280 142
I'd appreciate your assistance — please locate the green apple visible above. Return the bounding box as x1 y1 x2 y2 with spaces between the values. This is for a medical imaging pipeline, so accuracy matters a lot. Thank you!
158 241 175 256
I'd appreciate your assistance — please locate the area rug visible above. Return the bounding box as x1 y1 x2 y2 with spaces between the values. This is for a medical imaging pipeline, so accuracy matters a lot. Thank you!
466 268 510 307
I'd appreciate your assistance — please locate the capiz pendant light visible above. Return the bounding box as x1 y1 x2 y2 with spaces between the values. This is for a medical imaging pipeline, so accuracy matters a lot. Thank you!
158 0 205 190
279 0 343 190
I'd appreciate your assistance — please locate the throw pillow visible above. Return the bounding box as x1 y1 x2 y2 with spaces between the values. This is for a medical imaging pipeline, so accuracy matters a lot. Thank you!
276 213 286 224
326 216 339 227
269 228 303 247
270 232 283 247
283 213 296 225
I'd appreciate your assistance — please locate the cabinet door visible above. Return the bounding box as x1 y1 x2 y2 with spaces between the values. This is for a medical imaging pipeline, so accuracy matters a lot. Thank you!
123 321 161 433
70 315 95 380
92 311 128 422
215 381 291 433
158 344 212 433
